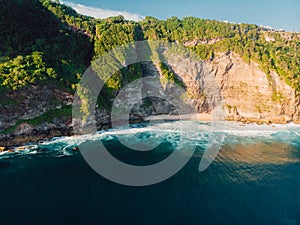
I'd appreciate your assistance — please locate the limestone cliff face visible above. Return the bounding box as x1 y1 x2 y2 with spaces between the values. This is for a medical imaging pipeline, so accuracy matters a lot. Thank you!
205 52 300 123
138 51 300 123
126 51 300 123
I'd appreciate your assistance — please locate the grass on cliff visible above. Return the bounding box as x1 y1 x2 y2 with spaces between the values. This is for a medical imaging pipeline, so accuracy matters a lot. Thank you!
1 105 72 135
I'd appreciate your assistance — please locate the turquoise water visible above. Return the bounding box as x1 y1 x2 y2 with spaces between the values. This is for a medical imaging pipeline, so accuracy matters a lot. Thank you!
1 121 300 225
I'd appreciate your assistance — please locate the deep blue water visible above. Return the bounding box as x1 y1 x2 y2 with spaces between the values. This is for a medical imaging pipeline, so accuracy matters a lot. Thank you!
1 121 300 225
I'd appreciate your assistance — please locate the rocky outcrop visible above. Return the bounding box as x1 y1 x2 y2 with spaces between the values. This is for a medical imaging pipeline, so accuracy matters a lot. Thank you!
0 108 111 147
0 119 72 147
0 83 73 130
183 38 224 47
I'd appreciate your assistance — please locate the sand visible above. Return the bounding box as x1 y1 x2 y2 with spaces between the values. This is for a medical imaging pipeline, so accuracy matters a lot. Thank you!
144 113 213 122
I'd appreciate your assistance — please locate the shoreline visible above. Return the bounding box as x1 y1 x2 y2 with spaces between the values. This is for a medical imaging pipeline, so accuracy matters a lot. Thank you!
144 113 213 122
1 113 300 150
145 113 300 125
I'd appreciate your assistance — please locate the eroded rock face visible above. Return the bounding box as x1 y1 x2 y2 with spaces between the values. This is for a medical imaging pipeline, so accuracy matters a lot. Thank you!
134 51 300 123
0 83 74 146
0 117 72 147
204 52 300 122
0 83 73 130
109 51 300 123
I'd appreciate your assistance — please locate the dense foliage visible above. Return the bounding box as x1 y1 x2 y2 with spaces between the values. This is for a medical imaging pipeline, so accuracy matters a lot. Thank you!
92 16 143 90
0 52 57 90
0 0 93 91
0 0 299 95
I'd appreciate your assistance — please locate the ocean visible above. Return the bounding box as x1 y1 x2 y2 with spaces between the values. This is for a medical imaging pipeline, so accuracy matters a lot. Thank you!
1 121 300 225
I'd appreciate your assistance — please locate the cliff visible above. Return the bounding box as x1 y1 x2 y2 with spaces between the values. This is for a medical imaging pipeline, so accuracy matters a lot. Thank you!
207 52 300 123
132 51 300 124
2 51 299 147
0 0 299 147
